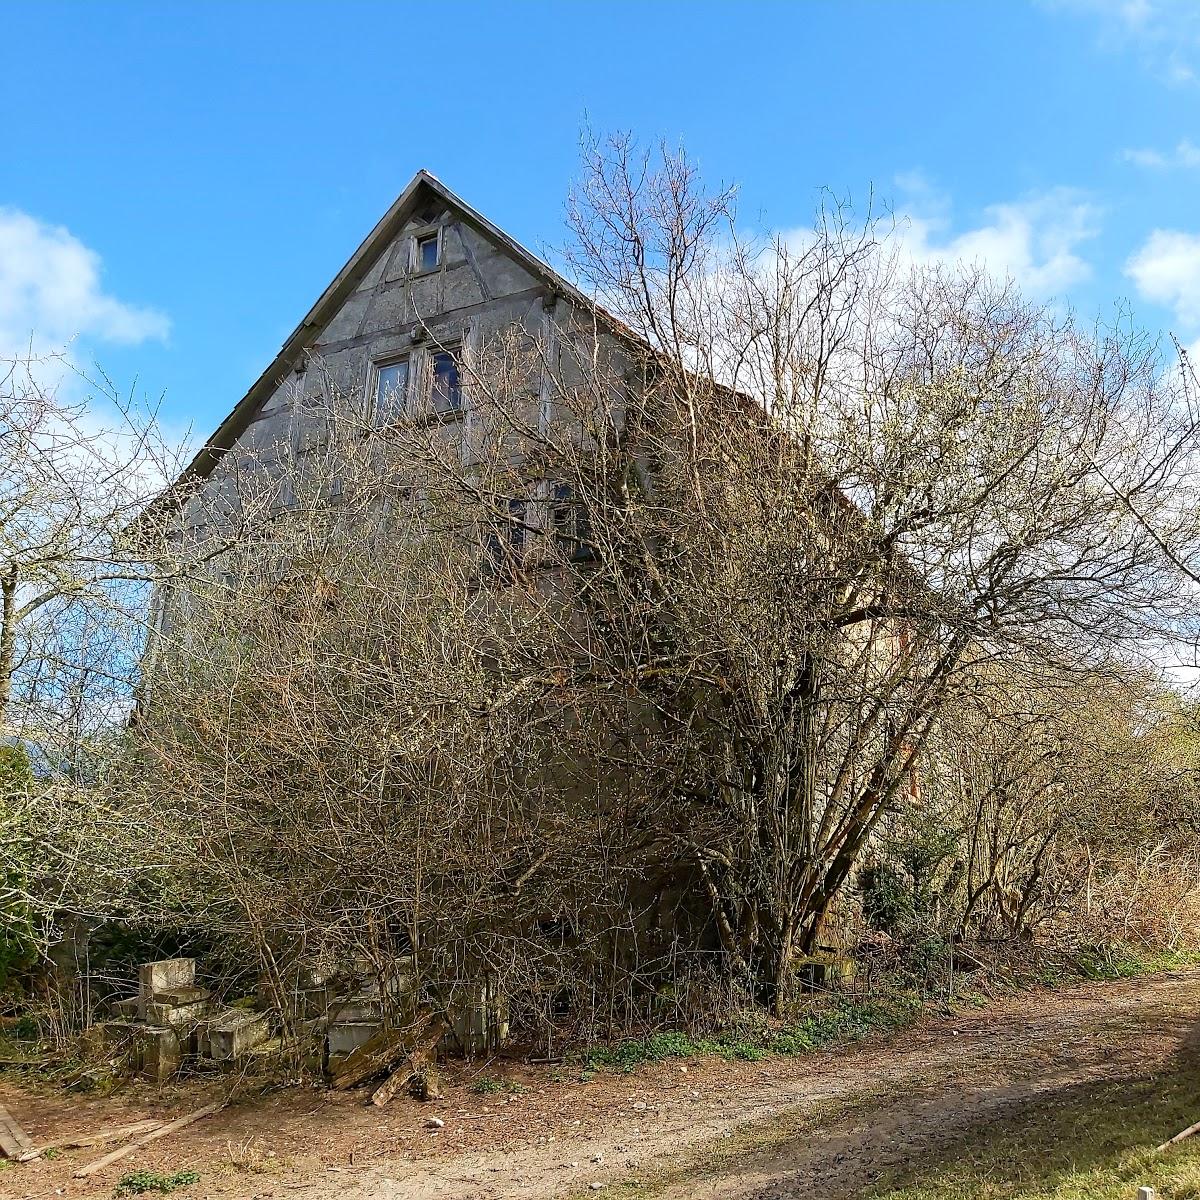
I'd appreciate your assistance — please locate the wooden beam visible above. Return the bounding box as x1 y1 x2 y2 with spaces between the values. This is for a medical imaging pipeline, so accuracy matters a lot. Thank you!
18 1119 164 1162
73 1104 221 1178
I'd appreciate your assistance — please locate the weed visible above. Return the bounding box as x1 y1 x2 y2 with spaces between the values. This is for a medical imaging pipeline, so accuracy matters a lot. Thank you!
115 1169 200 1195
12 1015 39 1040
468 1075 525 1095
1076 945 1200 980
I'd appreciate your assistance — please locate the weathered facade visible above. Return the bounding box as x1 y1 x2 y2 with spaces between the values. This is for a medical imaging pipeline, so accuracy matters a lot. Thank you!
161 170 616 537
145 169 625 643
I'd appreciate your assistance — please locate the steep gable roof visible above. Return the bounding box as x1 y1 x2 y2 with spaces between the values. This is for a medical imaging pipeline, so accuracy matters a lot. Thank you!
159 170 619 505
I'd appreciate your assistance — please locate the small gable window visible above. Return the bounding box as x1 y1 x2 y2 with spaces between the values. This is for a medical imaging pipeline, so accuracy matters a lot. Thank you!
431 349 463 416
416 232 440 272
374 359 409 424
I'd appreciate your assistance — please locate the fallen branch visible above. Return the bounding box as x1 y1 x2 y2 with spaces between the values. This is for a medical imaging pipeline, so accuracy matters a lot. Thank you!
1156 1118 1200 1153
74 1104 222 1178
17 1119 164 1163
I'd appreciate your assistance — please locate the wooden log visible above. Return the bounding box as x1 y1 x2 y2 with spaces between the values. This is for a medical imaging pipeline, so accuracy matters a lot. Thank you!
0 1103 34 1160
333 1012 443 1093
369 1017 446 1107
17 1119 164 1162
73 1104 221 1178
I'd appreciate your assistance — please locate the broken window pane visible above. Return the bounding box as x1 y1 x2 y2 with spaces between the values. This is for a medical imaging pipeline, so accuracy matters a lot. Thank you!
483 498 527 580
507 497 527 553
431 350 463 415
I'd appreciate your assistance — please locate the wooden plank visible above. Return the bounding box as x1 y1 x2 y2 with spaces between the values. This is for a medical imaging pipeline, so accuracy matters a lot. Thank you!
18 1119 164 1162
73 1104 221 1178
330 1028 408 1091
369 1061 416 1107
0 1103 34 1160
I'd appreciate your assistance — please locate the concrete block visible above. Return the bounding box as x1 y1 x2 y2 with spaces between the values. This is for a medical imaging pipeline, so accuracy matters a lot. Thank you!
206 1009 270 1061
156 985 209 1005
330 996 383 1024
284 984 335 1020
138 959 195 1016
135 1024 181 1084
327 1020 380 1061
110 996 139 1019
145 997 210 1029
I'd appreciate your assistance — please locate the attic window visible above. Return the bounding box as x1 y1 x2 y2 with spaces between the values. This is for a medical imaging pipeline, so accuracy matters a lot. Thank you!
416 232 440 272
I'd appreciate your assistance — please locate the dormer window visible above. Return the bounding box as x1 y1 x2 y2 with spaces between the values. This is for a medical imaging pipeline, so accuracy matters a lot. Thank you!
415 231 440 272
373 359 409 424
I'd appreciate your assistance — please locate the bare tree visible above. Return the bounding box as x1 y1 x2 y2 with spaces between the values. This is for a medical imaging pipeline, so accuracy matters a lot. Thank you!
379 136 1200 1010
0 354 178 747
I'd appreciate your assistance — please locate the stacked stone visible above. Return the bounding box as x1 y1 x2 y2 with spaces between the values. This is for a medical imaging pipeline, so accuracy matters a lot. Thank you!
93 958 271 1083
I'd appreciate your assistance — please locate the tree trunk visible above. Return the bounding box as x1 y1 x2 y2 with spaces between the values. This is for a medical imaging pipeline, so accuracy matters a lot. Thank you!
0 572 16 731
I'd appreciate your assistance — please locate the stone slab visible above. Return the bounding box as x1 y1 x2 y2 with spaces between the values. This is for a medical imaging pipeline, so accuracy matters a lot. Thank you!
155 985 209 1005
145 998 210 1029
206 1009 270 1061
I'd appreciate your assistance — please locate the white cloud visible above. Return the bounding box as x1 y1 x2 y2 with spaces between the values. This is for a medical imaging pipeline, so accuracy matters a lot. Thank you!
892 182 1101 300
0 207 169 370
0 209 180 485
1126 229 1200 329
1121 138 1200 168
1048 0 1200 84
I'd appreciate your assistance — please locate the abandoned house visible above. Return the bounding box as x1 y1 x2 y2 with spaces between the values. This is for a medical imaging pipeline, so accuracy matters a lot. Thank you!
133 170 899 1033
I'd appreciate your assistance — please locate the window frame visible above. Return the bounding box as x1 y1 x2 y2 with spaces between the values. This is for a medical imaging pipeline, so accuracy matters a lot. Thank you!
410 226 442 275
428 344 466 420
370 356 412 426
548 480 596 563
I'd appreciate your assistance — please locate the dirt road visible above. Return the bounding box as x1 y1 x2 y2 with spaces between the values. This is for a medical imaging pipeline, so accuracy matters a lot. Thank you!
4 971 1198 1200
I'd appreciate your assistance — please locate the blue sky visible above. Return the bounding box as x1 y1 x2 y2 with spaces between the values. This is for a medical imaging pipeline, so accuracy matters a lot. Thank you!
1 0 1198 444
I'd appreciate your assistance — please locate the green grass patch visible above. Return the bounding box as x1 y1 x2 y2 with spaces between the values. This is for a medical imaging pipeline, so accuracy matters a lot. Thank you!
866 1062 1200 1199
584 993 924 1073
1075 945 1200 981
